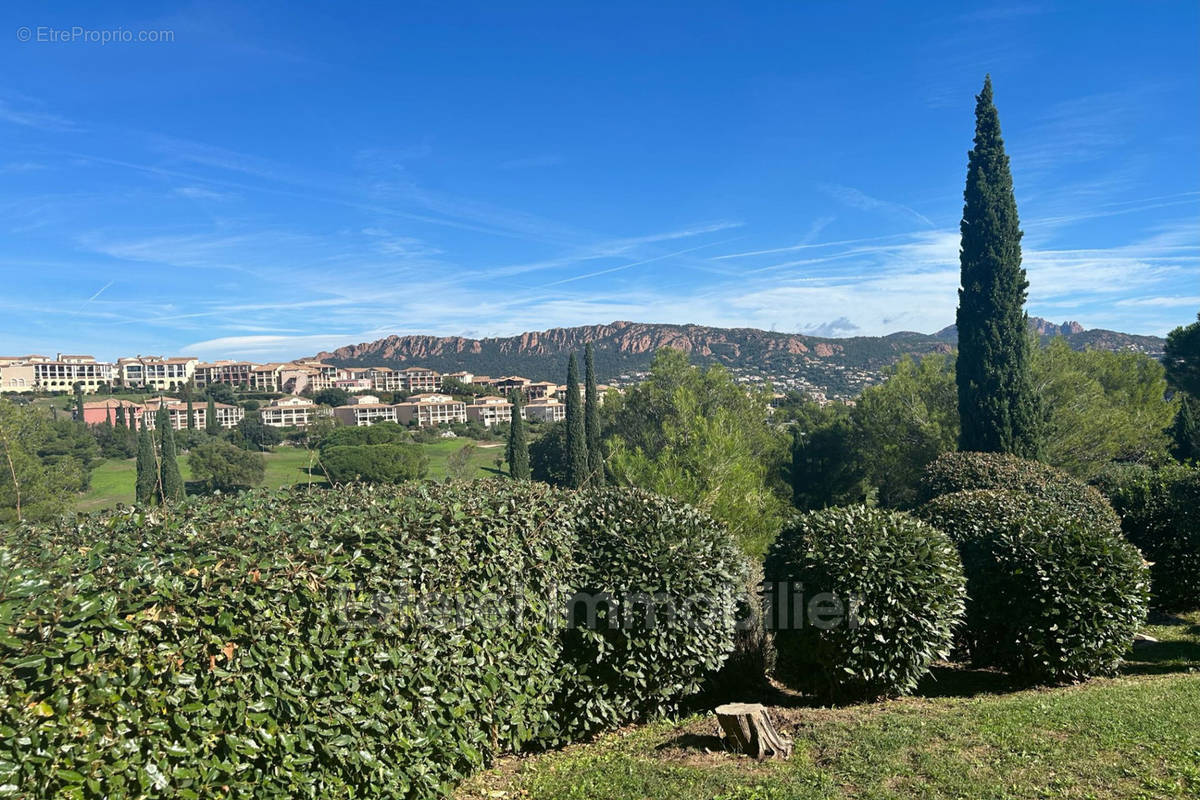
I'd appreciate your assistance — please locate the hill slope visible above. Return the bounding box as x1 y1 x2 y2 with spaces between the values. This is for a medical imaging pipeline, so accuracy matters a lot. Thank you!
315 318 1164 399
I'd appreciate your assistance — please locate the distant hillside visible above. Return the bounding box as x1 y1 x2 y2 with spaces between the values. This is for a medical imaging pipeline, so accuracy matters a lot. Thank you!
314 318 1165 399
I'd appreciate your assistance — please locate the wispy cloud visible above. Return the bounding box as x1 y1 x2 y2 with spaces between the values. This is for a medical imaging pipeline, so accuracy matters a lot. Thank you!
0 100 77 132
820 184 936 228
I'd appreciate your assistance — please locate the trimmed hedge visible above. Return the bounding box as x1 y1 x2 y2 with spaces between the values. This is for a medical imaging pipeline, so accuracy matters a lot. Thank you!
1092 463 1200 610
917 489 1150 681
0 481 577 798
319 443 429 484
764 506 966 702
556 488 746 738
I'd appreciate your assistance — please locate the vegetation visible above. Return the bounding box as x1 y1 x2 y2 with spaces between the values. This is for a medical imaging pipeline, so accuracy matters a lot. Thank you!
584 343 604 487
605 349 788 556
506 391 530 479
1092 463 1200 610
188 439 267 492
955 76 1040 458
564 352 588 488
917 487 1149 682
0 400 84 524
558 488 746 740
134 424 156 504
320 443 429 484
159 419 185 503
313 387 351 407
1163 311 1200 397
765 506 965 702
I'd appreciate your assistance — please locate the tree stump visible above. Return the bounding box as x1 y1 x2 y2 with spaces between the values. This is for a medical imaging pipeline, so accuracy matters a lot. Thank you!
714 702 793 759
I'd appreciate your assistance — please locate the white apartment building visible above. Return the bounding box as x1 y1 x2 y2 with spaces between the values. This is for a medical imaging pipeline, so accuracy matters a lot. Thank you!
33 355 114 393
141 397 244 431
466 396 525 427
524 398 567 422
117 356 198 390
395 393 467 427
260 396 327 427
397 367 441 393
333 402 399 427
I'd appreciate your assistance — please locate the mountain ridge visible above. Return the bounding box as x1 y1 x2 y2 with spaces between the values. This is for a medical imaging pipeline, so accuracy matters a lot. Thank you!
314 318 1165 398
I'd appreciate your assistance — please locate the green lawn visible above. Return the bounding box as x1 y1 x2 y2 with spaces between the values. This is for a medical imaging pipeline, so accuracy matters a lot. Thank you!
456 613 1200 800
76 439 504 511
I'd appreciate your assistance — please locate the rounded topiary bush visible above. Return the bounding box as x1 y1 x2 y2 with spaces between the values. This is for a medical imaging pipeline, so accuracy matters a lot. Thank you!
917 489 1150 681
0 480 577 798
1092 463 1200 610
919 451 1120 529
763 505 966 702
555 488 747 738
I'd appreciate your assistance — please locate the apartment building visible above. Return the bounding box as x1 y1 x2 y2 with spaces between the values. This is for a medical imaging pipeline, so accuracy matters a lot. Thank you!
443 371 475 385
32 355 115 393
141 397 244 431
117 356 198 390
260 396 326 427
368 367 406 392
333 402 399 427
0 359 36 393
334 378 374 393
247 364 285 392
194 360 255 388
491 376 531 396
524 397 567 422
81 398 148 428
395 395 467 427
397 366 441 393
525 381 557 401
465 395 525 427
553 383 610 405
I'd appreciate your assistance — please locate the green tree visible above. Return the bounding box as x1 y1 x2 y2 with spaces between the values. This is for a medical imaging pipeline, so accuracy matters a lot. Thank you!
205 397 220 435
0 399 83 523
135 423 157 505
955 76 1040 458
584 343 604 487
1032 338 1175 476
1171 394 1200 463
506 391 530 479
234 411 282 451
564 352 588 488
188 439 265 493
314 387 352 408
115 404 127 428
1164 312 1200 397
605 348 788 555
74 385 85 422
160 420 184 503
852 354 959 508
186 396 196 430
205 382 236 405
445 443 478 481
529 420 568 486
788 401 866 510
319 443 429 484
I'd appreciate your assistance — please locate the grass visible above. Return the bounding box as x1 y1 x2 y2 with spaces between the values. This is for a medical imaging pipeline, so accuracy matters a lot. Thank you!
75 439 504 511
456 612 1200 800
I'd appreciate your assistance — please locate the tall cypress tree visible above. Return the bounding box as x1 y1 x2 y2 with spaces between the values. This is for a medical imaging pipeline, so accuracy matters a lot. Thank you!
115 404 126 428
564 352 588 488
956 76 1040 457
205 397 219 435
584 343 604 487
186 395 196 430
160 420 184 503
135 424 157 504
74 387 85 422
1171 393 1200 463
506 390 530 479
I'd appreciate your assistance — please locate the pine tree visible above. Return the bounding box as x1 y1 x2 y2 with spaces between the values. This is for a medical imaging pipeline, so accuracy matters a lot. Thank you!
506 390 530 479
205 397 219 435
135 424 157 504
956 76 1040 457
1171 393 1200 463
584 343 604 487
564 352 588 488
160 421 185 503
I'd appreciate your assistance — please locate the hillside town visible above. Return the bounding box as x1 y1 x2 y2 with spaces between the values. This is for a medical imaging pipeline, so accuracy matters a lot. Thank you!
0 352 606 430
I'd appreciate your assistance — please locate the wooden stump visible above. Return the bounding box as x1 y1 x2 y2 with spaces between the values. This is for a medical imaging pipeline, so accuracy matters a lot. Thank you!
714 702 792 760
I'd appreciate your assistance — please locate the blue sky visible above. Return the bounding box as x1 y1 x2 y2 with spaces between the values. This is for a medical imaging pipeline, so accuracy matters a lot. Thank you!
2 1 1197 361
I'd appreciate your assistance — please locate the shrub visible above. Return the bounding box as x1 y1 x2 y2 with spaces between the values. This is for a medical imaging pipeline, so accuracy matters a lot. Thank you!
0 481 577 798
1092 462 1200 610
317 421 411 451
188 438 266 492
763 505 965 702
319 443 428 484
919 451 1120 528
556 488 746 738
917 489 1150 681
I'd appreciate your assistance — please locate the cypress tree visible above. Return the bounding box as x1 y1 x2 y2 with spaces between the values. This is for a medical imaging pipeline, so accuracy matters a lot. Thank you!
956 75 1040 457
1171 393 1200 463
564 352 588 488
135 424 157 504
584 343 604 487
186 396 196 430
74 388 85 422
205 397 219 435
506 390 530 479
115 404 126 428
160 420 185 503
